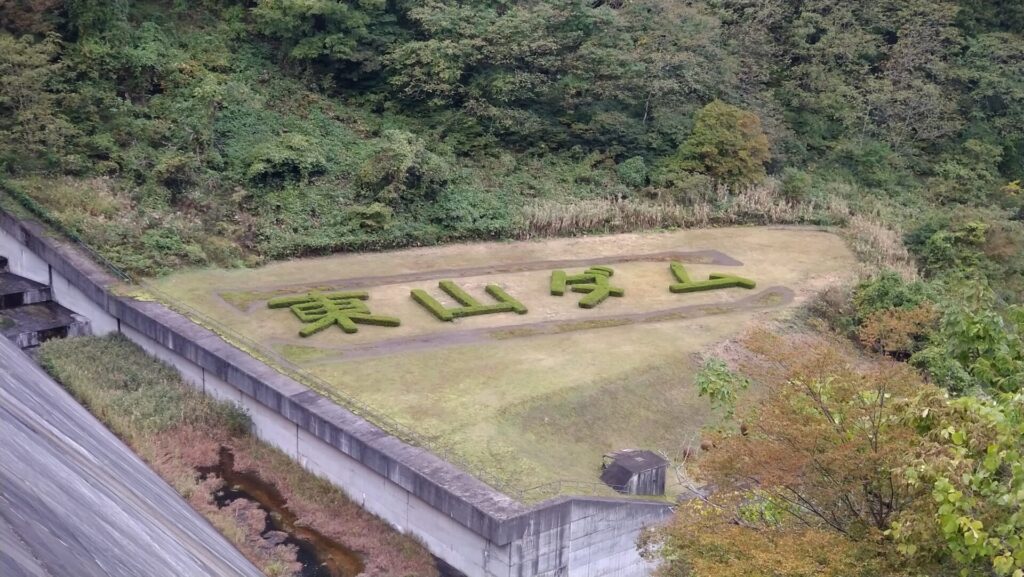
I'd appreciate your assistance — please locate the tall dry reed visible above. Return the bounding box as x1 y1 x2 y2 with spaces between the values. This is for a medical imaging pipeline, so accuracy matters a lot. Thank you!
845 214 918 279
518 180 848 238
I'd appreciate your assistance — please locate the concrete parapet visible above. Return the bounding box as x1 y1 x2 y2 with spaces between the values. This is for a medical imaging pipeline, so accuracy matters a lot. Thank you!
0 207 672 577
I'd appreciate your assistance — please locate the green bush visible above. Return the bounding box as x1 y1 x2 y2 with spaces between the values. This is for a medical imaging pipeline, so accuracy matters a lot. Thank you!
780 167 815 202
617 156 648 188
653 170 715 204
439 280 478 307
695 357 750 420
421 185 519 240
550 270 567 295
245 133 327 185
411 288 454 321
852 272 933 324
485 285 527 314
355 130 451 208
911 283 1024 394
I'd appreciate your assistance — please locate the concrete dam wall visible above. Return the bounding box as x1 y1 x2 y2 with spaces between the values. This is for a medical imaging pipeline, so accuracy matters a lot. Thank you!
0 207 672 577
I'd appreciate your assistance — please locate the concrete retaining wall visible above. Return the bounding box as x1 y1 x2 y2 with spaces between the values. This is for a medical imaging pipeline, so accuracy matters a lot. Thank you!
0 208 672 577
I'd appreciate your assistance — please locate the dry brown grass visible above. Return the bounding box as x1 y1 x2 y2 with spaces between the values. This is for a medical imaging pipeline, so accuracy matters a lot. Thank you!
519 180 849 238
844 214 917 279
39 335 438 577
153 428 304 577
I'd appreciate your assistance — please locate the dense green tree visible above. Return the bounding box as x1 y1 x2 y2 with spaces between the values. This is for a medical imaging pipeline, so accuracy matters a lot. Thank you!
0 32 79 172
252 0 400 82
0 0 64 35
383 1 605 148
2 0 1023 280
355 129 451 208
958 33 1024 180
891 391 1024 576
667 100 769 185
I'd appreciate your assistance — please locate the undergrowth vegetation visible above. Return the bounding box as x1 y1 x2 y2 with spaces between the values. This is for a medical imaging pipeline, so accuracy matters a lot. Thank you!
38 334 438 577
0 0 1020 284
7 2 1024 574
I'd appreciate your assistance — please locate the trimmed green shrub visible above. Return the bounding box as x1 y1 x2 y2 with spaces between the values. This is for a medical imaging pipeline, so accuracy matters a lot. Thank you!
550 270 567 295
453 303 515 318
412 282 527 320
267 291 399 336
411 289 455 321
670 276 756 293
709 273 757 289
486 285 528 314
670 261 692 284
551 266 623 308
440 280 480 307
267 291 369 309
346 314 402 328
669 262 756 292
578 289 609 309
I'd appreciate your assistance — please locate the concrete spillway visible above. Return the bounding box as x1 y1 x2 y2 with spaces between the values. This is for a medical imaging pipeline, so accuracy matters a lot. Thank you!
0 336 265 577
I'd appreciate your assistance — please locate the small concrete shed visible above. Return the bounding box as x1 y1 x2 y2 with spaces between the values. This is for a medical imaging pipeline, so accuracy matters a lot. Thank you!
600 449 668 496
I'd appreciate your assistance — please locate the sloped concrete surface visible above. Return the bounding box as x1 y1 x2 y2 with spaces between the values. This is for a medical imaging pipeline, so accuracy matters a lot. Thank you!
0 207 673 576
0 337 265 577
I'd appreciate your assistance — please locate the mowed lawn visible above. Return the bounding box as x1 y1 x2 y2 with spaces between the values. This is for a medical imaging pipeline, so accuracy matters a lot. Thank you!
149 227 858 499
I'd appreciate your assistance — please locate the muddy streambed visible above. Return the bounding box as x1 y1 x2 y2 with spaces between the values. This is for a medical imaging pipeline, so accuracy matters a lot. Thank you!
197 447 465 577
198 447 364 577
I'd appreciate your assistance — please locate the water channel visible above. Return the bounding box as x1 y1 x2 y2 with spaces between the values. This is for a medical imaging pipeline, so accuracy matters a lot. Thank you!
198 446 466 577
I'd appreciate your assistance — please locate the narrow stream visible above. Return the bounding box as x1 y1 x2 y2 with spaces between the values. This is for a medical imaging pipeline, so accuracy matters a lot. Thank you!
197 447 467 577
198 447 364 577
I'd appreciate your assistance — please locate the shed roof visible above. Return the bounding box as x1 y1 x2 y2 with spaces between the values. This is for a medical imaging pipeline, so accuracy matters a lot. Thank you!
604 449 667 473
600 449 668 488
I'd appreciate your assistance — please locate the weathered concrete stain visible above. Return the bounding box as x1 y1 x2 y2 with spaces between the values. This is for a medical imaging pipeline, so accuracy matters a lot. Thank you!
0 336 265 577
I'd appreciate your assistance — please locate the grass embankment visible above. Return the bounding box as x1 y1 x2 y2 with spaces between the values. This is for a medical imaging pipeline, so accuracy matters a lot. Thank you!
38 334 437 577
150 227 859 497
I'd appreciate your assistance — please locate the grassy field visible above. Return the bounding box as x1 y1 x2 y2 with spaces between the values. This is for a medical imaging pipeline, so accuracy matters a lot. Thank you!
148 226 857 498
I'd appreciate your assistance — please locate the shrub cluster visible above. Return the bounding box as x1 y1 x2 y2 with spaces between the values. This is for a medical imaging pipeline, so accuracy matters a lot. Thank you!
668 262 756 293
411 280 527 321
551 266 624 308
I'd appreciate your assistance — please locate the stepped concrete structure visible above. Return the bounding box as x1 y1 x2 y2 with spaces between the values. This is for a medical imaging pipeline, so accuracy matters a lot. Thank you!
0 259 89 348
0 331 265 577
0 206 672 577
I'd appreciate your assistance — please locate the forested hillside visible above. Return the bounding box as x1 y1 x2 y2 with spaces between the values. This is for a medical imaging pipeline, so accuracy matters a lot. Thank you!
1 0 1021 284
5 3 1024 576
